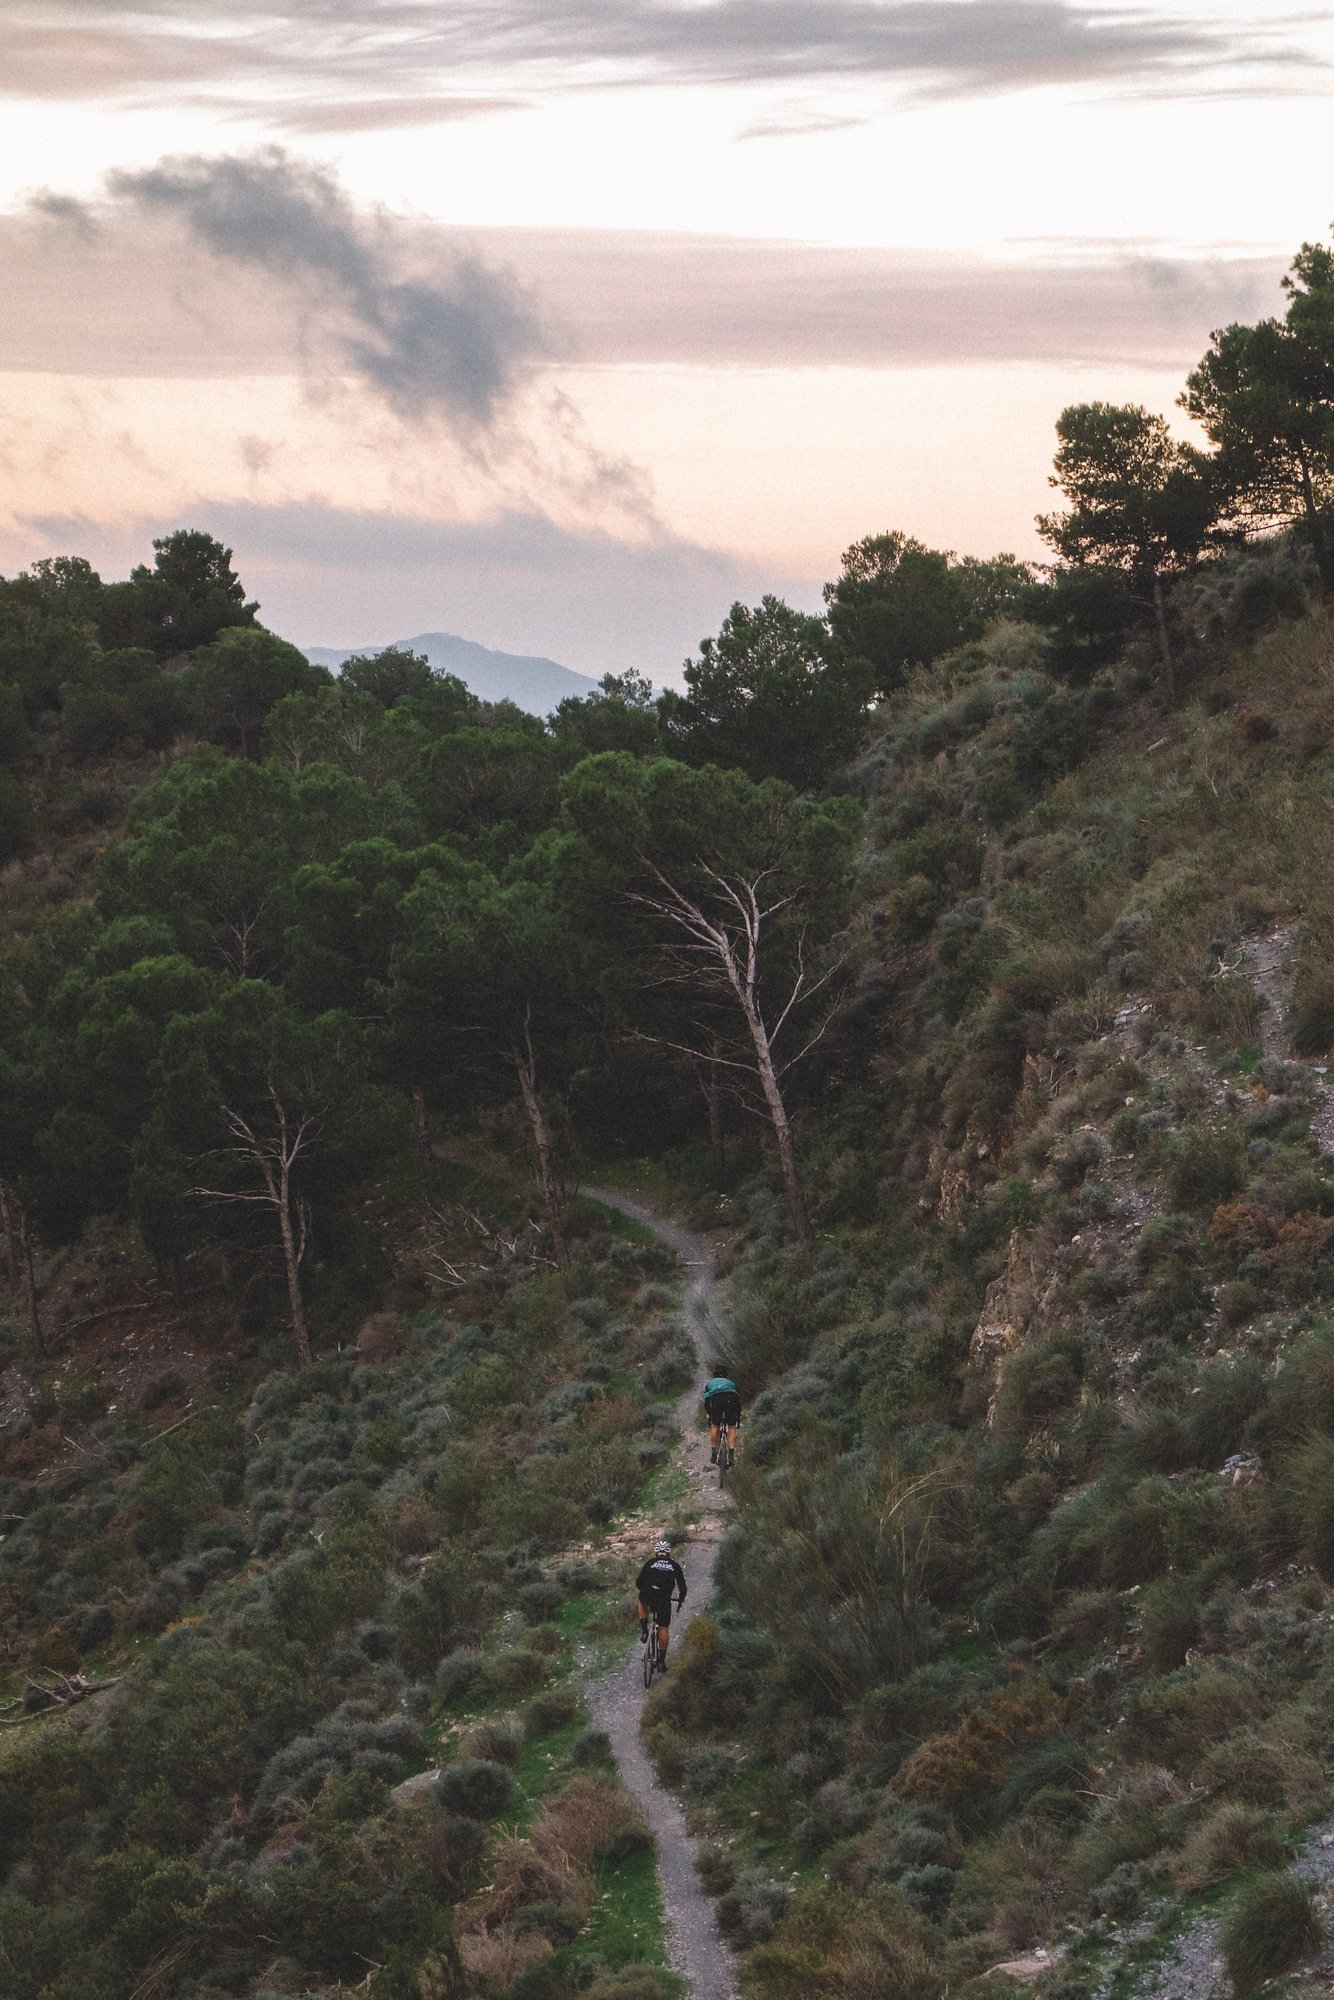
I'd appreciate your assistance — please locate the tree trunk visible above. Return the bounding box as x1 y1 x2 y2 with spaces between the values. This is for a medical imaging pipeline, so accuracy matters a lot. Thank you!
411 1084 439 1208
1294 440 1334 587
19 1205 44 1359
275 1176 312 1367
1151 574 1176 703
512 1041 569 1268
741 1002 813 1246
0 1185 17 1286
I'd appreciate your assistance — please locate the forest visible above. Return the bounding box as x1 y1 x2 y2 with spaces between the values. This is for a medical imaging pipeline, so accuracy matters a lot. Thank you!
2 229 1334 2000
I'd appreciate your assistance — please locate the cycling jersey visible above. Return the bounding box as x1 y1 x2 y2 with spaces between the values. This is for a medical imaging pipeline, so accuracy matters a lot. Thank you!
636 1555 687 1616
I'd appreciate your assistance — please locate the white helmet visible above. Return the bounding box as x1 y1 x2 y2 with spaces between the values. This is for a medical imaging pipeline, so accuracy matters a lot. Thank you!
654 1538 672 1556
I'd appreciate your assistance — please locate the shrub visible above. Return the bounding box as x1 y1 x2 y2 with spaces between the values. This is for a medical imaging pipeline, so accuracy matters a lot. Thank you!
695 1841 738 1893
1138 1574 1201 1673
526 1688 580 1737
541 1380 602 1423
479 1833 588 1926
1167 1131 1245 1210
581 1973 681 2000
356 1313 401 1362
993 1332 1084 1438
717 1867 790 1945
531 1775 650 1867
1174 1805 1288 1894
460 1716 525 1766
436 1647 487 1702
641 1339 696 1394
1221 1871 1323 1996
570 1727 613 1767
424 1811 487 1887
517 1577 566 1623
458 1927 552 1995
437 1758 514 1820
485 1647 547 1694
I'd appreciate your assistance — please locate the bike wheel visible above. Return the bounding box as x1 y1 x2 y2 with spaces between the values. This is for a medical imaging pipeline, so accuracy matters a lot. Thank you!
643 1634 656 1689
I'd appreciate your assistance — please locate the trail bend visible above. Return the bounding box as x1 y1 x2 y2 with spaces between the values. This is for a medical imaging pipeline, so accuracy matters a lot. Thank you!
583 1186 735 2000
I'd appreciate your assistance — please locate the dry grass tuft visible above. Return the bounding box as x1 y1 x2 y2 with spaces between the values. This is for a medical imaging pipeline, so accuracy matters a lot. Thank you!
531 1773 651 1869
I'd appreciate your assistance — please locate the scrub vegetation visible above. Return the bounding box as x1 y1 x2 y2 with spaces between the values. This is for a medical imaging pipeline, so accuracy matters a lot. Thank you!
4 228 1334 1998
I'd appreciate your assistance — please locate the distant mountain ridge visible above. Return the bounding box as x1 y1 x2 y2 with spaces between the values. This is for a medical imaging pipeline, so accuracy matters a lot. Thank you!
303 632 599 715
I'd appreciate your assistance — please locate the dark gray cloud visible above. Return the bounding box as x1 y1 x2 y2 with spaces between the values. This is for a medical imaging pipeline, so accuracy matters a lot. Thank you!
11 499 787 682
48 150 546 430
1 1 1320 115
0 204 1290 376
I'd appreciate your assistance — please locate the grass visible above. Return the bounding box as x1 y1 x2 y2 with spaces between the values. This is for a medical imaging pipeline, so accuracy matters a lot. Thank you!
584 1843 673 1967
1222 1872 1324 1996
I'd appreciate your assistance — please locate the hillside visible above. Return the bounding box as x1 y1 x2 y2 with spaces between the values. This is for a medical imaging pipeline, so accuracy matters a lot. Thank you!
304 633 600 715
5 264 1334 1994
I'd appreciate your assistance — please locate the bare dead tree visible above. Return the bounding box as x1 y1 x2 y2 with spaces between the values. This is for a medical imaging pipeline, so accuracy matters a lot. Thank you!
188 1086 320 1364
510 1010 569 1268
410 1084 439 1208
630 860 848 1247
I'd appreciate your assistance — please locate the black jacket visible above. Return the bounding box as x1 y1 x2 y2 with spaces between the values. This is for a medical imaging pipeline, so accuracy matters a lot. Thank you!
635 1555 686 1608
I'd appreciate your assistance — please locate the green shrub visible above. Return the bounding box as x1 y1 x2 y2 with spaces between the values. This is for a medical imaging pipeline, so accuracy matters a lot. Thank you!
437 1757 514 1820
1167 1130 1245 1211
526 1687 580 1737
1221 1871 1323 1996
436 1646 487 1703
1139 1574 1202 1672
994 1331 1084 1438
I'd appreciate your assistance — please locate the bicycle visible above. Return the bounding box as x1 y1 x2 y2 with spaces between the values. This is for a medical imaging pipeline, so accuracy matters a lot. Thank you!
642 1620 663 1689
717 1435 736 1485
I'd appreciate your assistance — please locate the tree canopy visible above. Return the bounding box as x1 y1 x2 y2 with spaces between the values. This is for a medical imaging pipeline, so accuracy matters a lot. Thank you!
824 533 1032 698
1183 227 1334 584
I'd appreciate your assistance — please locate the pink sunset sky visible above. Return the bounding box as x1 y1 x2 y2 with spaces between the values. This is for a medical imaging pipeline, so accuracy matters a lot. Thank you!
3 0 1333 680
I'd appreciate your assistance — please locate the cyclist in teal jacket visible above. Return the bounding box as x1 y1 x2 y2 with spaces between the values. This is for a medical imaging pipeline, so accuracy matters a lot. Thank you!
703 1375 741 1466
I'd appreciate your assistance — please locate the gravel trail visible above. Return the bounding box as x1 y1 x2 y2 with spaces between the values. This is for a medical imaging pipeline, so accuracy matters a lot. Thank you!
1111 1813 1334 2000
582 1187 735 2000
1240 924 1334 1153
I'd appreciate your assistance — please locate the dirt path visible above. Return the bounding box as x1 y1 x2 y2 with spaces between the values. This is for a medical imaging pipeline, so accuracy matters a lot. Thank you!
582 1187 735 2000
1239 924 1334 1154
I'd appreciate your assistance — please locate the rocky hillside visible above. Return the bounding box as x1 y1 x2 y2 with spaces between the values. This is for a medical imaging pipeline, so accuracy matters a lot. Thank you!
643 591 1334 1999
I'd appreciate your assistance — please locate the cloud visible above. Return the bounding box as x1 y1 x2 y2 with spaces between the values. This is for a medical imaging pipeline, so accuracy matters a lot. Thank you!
86 149 545 431
1 1 1320 113
0 204 1292 377
269 94 530 133
735 107 870 141
11 498 791 682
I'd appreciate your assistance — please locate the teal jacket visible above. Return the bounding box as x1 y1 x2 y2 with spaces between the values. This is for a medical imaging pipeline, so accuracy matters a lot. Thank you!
703 1377 737 1401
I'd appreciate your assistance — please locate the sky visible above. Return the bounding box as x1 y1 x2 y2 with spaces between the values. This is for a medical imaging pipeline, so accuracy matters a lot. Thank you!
2 2 1333 682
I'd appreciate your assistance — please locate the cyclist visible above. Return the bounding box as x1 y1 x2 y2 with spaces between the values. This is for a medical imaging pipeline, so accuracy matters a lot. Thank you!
703 1374 741 1467
636 1537 686 1670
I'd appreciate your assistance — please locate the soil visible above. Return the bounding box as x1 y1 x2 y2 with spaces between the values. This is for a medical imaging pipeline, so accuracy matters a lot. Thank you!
582 1187 735 2000
1108 1813 1334 2000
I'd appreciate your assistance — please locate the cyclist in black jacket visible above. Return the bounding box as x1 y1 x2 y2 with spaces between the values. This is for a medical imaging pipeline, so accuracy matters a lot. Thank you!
635 1538 687 1669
